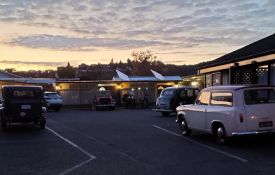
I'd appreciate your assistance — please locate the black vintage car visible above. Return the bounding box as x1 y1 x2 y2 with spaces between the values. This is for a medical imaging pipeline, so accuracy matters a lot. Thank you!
155 87 199 116
0 85 46 130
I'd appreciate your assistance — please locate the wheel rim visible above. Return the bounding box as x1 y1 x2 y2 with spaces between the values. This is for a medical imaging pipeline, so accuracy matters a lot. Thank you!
180 121 187 134
217 127 225 142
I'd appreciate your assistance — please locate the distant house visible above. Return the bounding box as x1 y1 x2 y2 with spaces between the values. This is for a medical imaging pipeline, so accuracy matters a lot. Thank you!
198 33 275 87
0 70 56 92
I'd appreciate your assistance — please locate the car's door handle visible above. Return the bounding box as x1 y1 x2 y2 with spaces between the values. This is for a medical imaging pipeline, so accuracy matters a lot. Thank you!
204 108 207 112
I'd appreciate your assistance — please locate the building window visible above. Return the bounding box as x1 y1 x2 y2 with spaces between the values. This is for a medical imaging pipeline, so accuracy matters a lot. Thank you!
206 74 212 87
271 63 275 85
221 70 229 85
256 65 268 85
212 72 221 86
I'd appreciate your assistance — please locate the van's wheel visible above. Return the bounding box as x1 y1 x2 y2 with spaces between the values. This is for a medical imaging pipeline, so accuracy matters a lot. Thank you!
179 117 191 136
215 125 227 143
161 112 169 116
1 120 7 131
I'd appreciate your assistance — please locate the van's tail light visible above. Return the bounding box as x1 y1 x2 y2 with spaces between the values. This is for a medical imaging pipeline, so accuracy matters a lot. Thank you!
240 114 244 123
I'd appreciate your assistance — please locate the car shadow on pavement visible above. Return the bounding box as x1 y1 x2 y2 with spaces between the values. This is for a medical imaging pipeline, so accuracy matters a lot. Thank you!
191 132 275 148
0 124 44 134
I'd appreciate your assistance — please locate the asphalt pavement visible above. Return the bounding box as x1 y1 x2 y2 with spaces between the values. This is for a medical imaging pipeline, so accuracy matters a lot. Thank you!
1 109 275 175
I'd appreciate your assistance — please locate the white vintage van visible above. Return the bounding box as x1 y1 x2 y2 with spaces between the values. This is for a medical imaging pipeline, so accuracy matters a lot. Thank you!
176 85 275 143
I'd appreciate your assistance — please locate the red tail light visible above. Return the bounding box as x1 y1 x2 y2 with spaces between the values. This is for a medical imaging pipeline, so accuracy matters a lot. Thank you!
240 114 244 123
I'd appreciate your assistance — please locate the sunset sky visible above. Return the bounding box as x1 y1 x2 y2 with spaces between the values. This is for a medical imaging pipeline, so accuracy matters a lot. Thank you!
0 0 274 70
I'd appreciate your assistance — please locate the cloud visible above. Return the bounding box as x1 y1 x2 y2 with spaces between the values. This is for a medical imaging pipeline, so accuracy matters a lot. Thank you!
0 0 274 63
155 51 191 55
7 34 169 50
0 60 77 67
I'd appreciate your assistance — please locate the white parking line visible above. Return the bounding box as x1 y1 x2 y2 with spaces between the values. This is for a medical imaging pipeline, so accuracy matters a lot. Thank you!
59 158 93 175
153 125 182 137
46 126 96 175
152 125 248 163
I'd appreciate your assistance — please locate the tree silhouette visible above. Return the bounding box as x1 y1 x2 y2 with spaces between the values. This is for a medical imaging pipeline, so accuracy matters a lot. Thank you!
131 50 158 76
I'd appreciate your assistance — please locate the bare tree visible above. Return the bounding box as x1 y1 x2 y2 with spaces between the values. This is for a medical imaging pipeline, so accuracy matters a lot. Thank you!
131 50 158 75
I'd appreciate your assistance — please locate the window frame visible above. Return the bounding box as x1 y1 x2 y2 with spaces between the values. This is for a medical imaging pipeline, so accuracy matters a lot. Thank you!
195 91 211 105
210 91 233 107
178 90 187 98
161 90 175 97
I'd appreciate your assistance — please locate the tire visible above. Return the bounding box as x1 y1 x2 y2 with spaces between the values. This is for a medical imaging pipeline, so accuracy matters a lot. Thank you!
1 120 7 131
179 117 191 136
40 121 46 129
39 116 46 129
214 125 227 144
161 112 169 116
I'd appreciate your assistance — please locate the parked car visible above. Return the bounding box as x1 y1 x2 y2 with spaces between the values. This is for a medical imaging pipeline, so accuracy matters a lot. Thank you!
176 85 275 143
0 85 46 130
155 87 199 116
93 90 116 110
44 91 63 111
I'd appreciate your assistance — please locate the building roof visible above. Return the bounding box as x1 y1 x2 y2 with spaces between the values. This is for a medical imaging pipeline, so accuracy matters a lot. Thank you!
200 33 275 69
202 85 275 91
0 78 55 84
113 69 182 82
0 71 23 78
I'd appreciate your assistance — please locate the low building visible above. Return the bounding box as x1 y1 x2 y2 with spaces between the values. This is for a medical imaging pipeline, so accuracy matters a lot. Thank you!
56 70 182 105
198 33 275 87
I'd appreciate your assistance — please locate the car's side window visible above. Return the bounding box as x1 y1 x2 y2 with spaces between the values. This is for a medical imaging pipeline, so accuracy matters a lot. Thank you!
162 90 174 97
179 90 186 97
194 90 199 96
187 89 194 97
210 92 233 107
196 91 210 105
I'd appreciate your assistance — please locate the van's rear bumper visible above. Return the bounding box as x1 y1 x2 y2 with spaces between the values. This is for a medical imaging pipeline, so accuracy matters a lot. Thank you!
232 130 275 136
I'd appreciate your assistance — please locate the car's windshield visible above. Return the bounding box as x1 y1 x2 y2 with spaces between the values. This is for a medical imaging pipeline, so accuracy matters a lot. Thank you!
244 89 275 105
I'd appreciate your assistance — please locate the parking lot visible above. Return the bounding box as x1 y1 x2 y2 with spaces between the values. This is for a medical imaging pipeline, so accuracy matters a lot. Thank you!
1 109 275 175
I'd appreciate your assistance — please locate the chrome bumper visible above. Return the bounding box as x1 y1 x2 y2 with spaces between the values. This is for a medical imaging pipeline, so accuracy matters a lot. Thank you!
232 130 275 136
153 108 173 112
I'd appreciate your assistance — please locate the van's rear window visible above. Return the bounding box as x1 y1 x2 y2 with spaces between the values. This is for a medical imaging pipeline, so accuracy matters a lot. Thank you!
244 89 275 105
14 90 34 97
